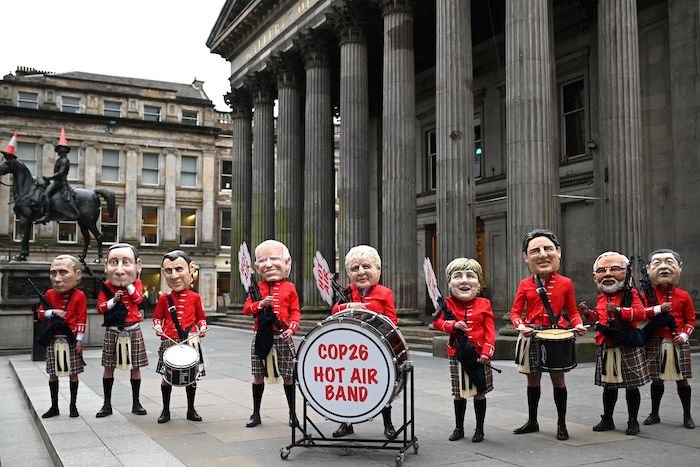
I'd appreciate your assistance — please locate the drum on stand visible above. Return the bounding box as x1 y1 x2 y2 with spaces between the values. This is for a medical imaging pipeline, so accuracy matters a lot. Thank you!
535 329 577 372
296 307 410 424
162 344 199 386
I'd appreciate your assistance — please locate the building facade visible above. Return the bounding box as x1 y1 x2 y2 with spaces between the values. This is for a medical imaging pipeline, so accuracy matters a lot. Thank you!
0 68 234 335
208 0 699 322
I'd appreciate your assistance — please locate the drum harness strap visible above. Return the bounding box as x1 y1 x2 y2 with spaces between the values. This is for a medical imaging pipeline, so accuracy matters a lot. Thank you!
534 275 560 328
166 293 193 341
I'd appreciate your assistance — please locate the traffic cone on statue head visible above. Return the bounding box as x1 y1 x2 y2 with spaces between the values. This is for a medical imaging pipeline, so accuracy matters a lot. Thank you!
55 128 70 154
1 131 19 158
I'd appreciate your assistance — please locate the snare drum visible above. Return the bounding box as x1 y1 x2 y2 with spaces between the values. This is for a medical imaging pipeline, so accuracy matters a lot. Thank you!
296 307 410 424
162 344 199 386
535 329 577 372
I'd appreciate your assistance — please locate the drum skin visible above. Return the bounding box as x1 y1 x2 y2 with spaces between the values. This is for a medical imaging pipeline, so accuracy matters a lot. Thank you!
163 344 199 386
296 308 409 423
535 329 577 372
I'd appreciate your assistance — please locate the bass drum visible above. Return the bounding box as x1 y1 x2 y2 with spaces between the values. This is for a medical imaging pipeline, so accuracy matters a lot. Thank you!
296 307 410 424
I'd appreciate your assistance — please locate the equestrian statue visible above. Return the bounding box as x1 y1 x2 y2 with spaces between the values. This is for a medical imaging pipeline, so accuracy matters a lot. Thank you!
0 129 115 262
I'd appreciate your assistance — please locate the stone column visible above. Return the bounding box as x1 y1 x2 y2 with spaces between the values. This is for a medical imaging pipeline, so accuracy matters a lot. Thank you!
123 145 139 242
163 150 178 245
330 1 371 279
505 0 558 298
272 54 305 298
436 0 474 281
598 0 644 255
248 72 276 247
667 0 700 276
201 150 216 245
298 29 335 311
224 89 252 307
381 0 417 314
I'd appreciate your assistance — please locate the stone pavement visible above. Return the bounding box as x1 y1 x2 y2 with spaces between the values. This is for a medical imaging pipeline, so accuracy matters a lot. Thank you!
2 325 699 467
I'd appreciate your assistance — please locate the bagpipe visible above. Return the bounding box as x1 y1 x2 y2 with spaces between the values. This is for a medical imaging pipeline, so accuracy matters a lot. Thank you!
29 278 76 347
80 257 128 328
593 258 645 348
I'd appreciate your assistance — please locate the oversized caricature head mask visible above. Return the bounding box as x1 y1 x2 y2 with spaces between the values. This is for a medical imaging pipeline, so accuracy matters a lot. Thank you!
522 229 561 277
254 240 291 282
647 249 683 287
105 243 141 287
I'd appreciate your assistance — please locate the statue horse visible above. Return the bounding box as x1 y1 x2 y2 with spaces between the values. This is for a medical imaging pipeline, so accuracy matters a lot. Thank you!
0 154 115 262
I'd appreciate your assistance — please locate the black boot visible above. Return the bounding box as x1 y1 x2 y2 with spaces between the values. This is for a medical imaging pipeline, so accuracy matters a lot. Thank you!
158 385 172 424
625 387 641 434
96 378 114 418
593 388 617 431
472 398 486 442
42 380 60 418
246 383 264 427
382 405 397 440
449 399 467 441
131 378 147 415
186 384 202 421
514 386 540 434
553 387 568 440
69 380 79 418
678 385 695 429
332 422 354 437
643 381 664 425
284 383 298 427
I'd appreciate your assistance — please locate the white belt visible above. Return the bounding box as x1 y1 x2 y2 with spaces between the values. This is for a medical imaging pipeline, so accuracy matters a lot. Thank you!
108 323 139 331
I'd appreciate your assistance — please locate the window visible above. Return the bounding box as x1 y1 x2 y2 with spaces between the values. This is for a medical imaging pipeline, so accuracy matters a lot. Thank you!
181 156 197 187
67 152 79 180
13 215 35 242
103 100 122 118
16 142 37 176
182 110 199 125
426 129 437 191
102 149 120 182
17 92 38 109
560 77 587 160
57 221 79 243
61 96 81 113
180 208 197 246
474 113 483 180
142 152 159 185
100 206 119 244
221 160 232 190
220 209 231 247
144 105 161 122
141 206 159 245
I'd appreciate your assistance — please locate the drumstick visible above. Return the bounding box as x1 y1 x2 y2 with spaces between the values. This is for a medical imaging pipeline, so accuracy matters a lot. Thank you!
152 326 199 345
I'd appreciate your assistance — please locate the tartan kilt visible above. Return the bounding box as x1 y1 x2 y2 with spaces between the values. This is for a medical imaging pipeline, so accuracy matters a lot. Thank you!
46 337 84 376
156 338 206 378
250 335 295 379
645 337 693 379
449 356 493 397
101 326 149 369
594 345 650 388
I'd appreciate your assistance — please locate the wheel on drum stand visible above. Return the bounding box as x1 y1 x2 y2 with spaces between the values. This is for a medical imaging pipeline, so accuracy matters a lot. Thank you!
413 441 419 454
395 452 404 467
280 448 290 460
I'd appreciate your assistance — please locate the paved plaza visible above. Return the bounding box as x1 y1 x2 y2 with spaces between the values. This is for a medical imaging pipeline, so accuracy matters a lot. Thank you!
1 325 699 466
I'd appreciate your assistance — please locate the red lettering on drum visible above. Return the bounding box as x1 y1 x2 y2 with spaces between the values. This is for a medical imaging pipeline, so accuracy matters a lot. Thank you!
314 366 345 383
317 343 369 361
349 367 379 384
325 385 369 402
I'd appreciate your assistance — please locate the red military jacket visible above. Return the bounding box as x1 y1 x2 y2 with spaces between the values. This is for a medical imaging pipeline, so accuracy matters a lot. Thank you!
38 288 88 336
153 289 207 340
644 285 696 338
331 283 398 325
433 296 496 358
97 279 144 323
243 280 301 334
510 272 582 329
591 289 645 346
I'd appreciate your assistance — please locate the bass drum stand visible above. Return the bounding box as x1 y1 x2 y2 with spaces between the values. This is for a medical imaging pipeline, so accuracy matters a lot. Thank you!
280 362 418 467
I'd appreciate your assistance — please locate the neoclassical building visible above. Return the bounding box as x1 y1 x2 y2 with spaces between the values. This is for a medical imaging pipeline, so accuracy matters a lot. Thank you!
0 68 235 347
208 0 699 322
